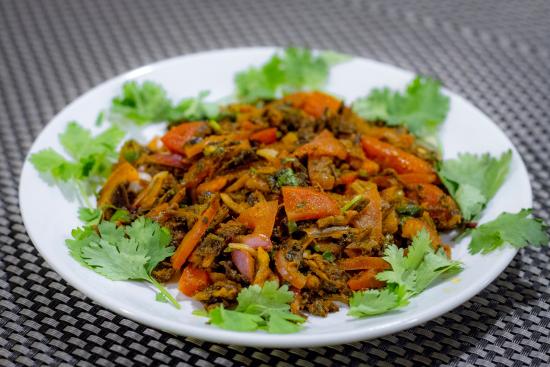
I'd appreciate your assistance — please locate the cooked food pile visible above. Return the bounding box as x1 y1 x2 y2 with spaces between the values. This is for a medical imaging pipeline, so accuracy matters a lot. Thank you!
99 91 462 316
29 48 548 334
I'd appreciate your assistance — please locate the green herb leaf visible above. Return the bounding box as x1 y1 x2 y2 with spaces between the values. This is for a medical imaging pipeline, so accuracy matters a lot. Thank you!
341 194 364 212
29 122 125 200
66 217 180 308
110 81 173 125
275 168 301 187
155 292 169 303
235 48 349 102
198 281 305 333
168 91 219 123
322 251 335 262
437 150 512 221
376 229 462 296
110 208 131 223
110 82 219 125
352 77 450 140
348 288 408 317
78 207 102 226
469 209 549 254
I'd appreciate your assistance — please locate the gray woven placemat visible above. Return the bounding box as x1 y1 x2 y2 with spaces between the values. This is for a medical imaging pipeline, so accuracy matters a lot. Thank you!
1 1 549 366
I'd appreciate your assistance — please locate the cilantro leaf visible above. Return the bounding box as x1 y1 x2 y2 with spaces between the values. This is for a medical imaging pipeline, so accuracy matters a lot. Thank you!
29 122 125 201
78 207 102 226
352 77 450 140
66 217 180 308
167 90 219 123
348 288 408 317
110 208 131 223
469 209 549 254
235 48 350 102
208 306 264 332
30 148 78 181
110 81 173 125
110 82 219 125
198 281 305 333
65 226 98 268
437 150 512 221
376 229 462 296
275 168 301 187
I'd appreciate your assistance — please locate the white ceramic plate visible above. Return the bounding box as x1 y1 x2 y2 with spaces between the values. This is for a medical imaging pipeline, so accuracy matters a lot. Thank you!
19 47 531 348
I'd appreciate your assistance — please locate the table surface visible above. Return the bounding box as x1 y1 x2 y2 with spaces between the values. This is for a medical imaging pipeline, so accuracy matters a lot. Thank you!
1 1 550 366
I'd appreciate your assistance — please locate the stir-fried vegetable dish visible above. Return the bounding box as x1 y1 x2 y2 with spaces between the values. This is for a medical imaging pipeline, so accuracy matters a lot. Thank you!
30 48 548 333
98 91 462 316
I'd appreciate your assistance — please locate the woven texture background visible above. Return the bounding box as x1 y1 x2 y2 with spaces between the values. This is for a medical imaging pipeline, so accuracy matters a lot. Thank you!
1 1 550 366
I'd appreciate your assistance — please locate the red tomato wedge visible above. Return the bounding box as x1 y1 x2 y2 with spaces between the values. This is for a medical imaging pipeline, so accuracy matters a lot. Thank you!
237 200 279 238
250 128 278 144
178 265 210 297
361 136 433 174
161 122 207 155
282 186 340 221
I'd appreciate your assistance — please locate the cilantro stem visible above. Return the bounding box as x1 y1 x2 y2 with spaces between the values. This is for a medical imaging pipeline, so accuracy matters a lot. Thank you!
76 182 92 208
341 194 364 212
147 275 181 309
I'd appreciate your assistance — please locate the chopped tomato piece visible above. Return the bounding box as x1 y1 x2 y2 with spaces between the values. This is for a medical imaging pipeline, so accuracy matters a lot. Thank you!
250 128 278 144
238 200 278 237
172 195 220 270
294 130 347 159
161 122 207 155
361 136 434 174
236 200 278 249
178 265 210 297
282 186 340 221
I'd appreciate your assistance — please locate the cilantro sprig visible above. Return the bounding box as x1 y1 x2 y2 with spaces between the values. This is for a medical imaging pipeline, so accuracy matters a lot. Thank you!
109 81 218 125
437 150 512 221
30 122 125 204
469 209 549 254
196 281 305 333
66 217 180 309
352 77 449 142
349 230 462 318
235 47 350 102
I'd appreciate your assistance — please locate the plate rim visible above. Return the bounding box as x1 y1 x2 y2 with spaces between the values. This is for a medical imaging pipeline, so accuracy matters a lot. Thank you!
18 46 531 347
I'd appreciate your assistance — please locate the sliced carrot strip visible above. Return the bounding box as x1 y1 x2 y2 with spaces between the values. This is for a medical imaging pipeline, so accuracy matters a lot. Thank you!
172 195 220 270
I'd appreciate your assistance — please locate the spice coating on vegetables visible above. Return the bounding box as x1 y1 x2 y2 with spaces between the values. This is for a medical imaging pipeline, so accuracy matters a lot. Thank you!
97 91 463 316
